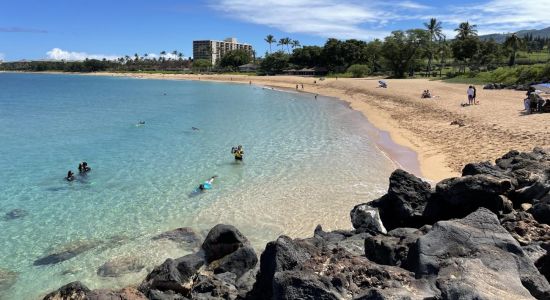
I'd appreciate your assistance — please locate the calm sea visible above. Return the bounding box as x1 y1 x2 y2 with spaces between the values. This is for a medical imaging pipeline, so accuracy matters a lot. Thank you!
0 73 396 299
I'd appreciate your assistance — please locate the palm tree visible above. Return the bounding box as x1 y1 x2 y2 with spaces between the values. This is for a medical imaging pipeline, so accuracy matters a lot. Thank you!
278 37 291 53
144 53 148 60
455 22 478 40
134 53 139 61
424 18 444 74
265 34 275 53
160 51 166 62
504 33 525 66
178 52 184 61
291 39 301 50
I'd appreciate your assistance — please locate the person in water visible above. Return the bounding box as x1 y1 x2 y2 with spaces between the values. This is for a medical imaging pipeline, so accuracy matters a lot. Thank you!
231 145 244 161
82 162 91 172
198 176 217 191
66 170 75 181
78 163 84 173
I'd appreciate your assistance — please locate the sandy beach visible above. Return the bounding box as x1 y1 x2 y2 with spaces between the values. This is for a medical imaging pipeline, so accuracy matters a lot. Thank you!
76 72 549 181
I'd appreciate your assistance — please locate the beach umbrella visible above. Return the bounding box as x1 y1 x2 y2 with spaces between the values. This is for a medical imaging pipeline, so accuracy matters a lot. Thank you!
532 83 550 94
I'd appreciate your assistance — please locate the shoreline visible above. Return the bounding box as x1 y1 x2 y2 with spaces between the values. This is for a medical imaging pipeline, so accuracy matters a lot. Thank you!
9 71 446 180
7 71 549 182
100 72 459 180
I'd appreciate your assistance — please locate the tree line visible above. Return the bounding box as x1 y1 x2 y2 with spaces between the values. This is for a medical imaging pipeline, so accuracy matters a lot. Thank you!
2 19 549 79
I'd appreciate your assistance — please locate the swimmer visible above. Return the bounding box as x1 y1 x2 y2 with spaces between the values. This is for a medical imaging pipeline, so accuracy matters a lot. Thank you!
82 162 91 172
78 163 84 173
198 176 217 191
66 170 75 181
192 127 200 131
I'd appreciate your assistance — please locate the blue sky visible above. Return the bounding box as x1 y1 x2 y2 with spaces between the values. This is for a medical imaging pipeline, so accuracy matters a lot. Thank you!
1 0 550 61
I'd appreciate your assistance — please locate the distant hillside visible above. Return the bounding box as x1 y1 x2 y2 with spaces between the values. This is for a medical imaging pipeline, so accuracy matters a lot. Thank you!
480 26 550 43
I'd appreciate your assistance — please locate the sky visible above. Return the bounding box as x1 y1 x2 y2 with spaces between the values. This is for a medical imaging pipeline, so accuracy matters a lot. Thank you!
1 0 550 61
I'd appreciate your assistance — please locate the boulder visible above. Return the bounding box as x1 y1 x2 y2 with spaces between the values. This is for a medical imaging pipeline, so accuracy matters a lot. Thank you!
364 227 424 269
272 270 341 300
530 198 550 225
175 253 205 280
139 258 191 295
190 274 238 300
536 253 550 282
369 169 432 230
213 246 257 278
34 241 98 266
483 83 495 89
87 287 147 300
97 256 145 277
0 268 17 292
248 236 312 299
349 205 387 234
147 289 188 300
424 174 512 221
201 224 249 263
3 208 28 220
412 208 550 299
501 211 550 246
462 161 512 182
42 281 90 300
152 227 202 250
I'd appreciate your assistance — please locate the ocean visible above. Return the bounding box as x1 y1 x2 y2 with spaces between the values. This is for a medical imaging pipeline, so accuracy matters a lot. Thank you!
0 73 396 299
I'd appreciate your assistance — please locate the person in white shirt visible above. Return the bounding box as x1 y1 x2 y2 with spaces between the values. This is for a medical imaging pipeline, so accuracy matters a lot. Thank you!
467 86 475 105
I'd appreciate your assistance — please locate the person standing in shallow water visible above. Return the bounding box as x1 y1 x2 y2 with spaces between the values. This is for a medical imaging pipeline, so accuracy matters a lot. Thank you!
232 145 244 161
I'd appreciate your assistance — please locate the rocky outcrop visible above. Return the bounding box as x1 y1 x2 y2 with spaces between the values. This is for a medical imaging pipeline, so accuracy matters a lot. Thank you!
413 208 550 299
368 169 432 230
43 148 550 300
137 224 257 299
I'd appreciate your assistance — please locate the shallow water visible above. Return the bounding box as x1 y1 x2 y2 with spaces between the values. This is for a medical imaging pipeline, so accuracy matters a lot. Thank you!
0 73 396 299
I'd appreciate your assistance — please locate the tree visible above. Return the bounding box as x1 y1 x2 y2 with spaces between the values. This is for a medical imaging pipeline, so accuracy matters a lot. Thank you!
381 30 429 78
455 22 478 40
192 59 211 72
451 37 480 72
278 37 291 53
291 39 301 50
219 49 252 69
290 46 323 67
265 34 275 53
259 52 289 75
504 33 525 66
347 64 370 78
424 18 444 74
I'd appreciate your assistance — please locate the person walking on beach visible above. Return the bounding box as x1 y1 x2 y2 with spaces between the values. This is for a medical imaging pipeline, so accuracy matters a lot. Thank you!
467 86 475 105
473 86 477 104
296 84 299 90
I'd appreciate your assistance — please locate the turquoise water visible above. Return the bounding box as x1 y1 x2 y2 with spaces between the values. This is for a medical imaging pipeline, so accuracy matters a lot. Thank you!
0 73 396 299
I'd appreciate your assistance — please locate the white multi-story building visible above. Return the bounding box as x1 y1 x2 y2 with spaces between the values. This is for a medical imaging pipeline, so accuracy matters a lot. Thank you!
193 38 253 65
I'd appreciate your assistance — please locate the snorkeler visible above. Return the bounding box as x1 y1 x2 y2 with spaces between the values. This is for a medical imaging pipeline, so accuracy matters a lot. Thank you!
231 145 244 161
78 163 84 173
198 176 217 191
66 170 75 181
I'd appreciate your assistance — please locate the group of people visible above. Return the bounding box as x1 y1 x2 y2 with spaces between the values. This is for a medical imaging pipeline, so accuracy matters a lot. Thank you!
193 145 245 195
66 162 91 181
421 90 433 99
524 87 550 114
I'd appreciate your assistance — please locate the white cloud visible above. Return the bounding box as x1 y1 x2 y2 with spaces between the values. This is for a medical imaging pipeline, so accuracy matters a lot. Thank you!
0 53 5 61
211 0 392 39
211 0 550 41
46 48 120 61
397 1 431 10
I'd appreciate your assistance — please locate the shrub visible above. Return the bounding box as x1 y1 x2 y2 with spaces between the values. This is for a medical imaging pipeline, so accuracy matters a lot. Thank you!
347 64 370 78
